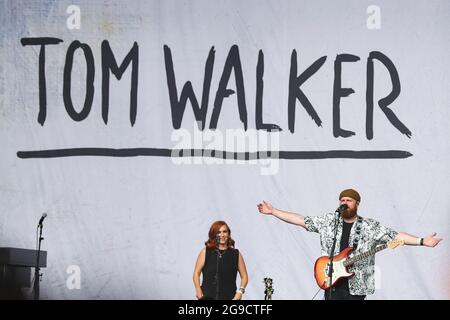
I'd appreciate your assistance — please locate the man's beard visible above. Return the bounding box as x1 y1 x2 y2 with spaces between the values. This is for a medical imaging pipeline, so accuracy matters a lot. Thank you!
341 208 357 219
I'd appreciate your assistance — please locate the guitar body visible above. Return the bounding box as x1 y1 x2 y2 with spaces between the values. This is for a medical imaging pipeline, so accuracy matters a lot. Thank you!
314 247 355 290
313 240 404 290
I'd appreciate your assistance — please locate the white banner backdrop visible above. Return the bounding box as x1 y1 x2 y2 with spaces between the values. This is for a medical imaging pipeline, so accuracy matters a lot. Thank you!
1 0 449 299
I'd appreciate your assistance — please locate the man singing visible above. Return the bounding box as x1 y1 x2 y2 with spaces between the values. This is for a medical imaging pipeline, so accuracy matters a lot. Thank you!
257 188 442 300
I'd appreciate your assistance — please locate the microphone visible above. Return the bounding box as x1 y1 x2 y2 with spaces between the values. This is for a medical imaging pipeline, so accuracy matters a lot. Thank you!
336 204 348 213
38 213 47 226
215 235 220 244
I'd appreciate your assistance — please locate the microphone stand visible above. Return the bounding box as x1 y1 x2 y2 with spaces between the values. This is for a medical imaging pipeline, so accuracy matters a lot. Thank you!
34 222 44 300
214 238 220 300
327 209 341 300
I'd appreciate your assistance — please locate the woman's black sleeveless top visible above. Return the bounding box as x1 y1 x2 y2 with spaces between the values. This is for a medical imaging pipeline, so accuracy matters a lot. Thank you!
201 247 239 300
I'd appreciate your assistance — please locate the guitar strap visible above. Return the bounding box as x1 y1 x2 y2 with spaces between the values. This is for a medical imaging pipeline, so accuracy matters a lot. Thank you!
352 216 363 250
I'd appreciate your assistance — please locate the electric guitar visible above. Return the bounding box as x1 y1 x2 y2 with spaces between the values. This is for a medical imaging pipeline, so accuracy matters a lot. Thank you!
314 239 404 289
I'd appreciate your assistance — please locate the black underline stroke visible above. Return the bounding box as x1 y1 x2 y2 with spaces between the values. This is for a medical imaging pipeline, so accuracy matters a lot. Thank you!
17 148 413 159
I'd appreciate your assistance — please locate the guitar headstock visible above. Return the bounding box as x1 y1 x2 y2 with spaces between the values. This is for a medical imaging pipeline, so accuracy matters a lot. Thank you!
387 239 405 249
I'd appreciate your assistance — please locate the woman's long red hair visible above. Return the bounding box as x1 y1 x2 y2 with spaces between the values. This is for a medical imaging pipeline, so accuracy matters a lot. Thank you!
205 220 235 249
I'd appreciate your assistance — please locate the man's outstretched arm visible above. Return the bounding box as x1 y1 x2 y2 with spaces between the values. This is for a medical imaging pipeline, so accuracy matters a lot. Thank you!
395 232 442 247
257 201 307 229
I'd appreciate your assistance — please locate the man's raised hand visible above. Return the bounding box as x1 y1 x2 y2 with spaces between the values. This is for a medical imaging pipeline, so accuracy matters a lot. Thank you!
257 201 274 215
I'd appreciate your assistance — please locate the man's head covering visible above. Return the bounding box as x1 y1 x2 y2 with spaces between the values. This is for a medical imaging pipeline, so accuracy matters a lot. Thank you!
339 189 361 202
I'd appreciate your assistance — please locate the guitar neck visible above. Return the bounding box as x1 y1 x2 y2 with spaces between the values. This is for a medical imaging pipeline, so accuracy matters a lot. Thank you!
343 243 388 267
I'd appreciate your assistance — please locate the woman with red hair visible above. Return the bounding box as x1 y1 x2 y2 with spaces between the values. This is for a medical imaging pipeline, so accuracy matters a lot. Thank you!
193 221 248 300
